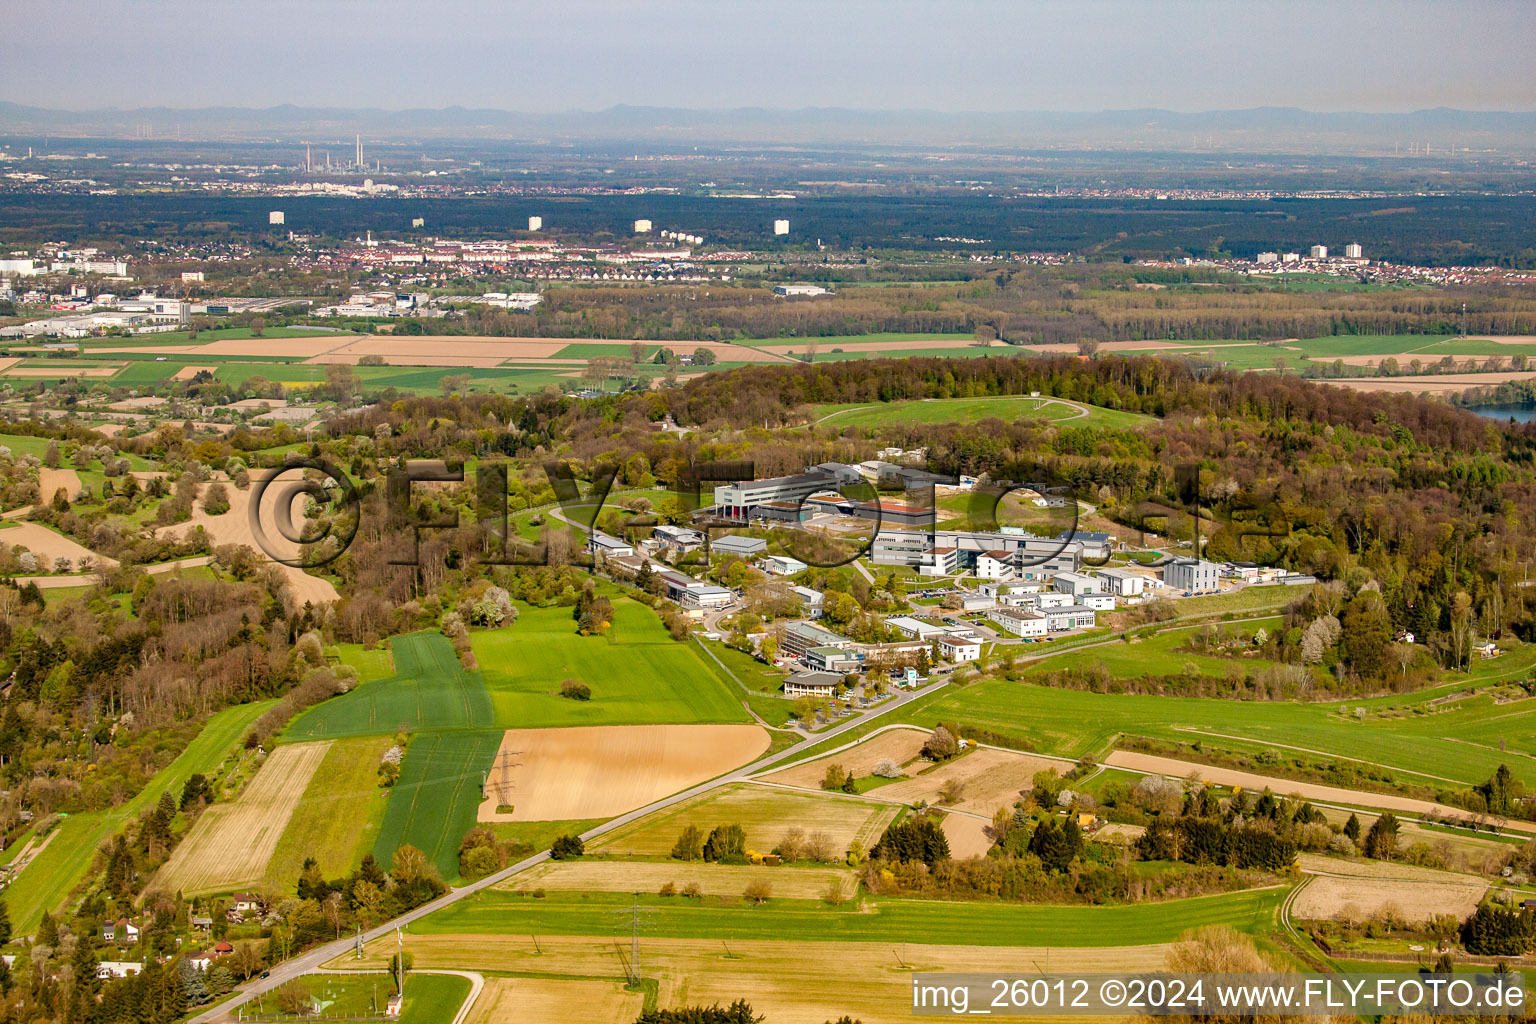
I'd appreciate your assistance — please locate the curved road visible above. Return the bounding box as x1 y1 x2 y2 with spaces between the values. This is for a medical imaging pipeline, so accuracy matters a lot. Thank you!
187 677 946 1023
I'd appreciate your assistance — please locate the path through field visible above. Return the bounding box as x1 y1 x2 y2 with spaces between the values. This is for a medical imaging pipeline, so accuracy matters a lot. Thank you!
154 470 338 605
1104 751 1536 835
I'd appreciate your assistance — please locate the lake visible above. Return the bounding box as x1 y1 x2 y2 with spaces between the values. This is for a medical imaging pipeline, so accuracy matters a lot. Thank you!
1466 403 1536 423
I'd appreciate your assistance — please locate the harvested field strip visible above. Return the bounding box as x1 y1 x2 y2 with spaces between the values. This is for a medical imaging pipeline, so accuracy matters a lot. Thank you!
265 736 394 888
763 727 929 788
590 782 899 859
154 741 331 895
476 724 767 822
857 747 1062 818
1291 876 1485 924
374 730 502 880
940 812 993 858
359 933 1169 1024
285 631 494 739
504 860 857 901
412 886 1286 945
464 977 642 1024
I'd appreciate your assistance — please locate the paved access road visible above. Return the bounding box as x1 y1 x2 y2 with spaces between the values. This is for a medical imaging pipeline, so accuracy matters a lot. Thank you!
188 678 945 1022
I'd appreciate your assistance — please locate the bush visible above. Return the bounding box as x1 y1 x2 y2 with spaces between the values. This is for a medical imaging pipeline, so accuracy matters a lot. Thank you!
559 678 591 701
550 834 585 860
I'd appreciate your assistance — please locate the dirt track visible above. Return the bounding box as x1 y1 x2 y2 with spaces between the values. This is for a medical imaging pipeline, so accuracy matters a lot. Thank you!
1319 372 1536 394
1105 751 1536 835
153 471 339 605
477 724 769 821
875 747 1062 817
764 726 929 787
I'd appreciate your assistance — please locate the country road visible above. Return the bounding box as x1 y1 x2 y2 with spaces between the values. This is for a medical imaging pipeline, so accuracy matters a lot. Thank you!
187 675 947 1022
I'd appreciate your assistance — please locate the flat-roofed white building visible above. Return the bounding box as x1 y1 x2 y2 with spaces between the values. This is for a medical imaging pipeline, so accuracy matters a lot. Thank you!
762 555 808 576
1095 567 1146 597
886 616 946 641
1051 571 1101 598
987 606 1047 637
936 633 982 662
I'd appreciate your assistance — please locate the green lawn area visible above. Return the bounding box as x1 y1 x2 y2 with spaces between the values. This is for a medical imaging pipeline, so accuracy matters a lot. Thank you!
417 886 1285 947
6 701 274 933
0 434 58 458
1290 335 1453 358
374 730 503 881
284 632 495 740
77 326 353 348
809 395 1154 431
242 971 467 1023
925 678 1536 789
1022 617 1285 678
756 332 974 349
552 342 661 360
471 599 750 728
265 736 394 889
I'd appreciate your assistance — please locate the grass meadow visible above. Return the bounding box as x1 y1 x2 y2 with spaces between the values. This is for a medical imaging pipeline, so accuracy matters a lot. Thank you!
417 886 1285 947
284 632 494 740
471 599 749 728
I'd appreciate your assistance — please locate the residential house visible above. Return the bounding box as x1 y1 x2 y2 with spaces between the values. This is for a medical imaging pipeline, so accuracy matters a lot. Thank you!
98 963 144 980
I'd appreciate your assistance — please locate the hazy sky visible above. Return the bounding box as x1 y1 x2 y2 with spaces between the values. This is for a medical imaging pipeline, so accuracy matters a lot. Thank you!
4 0 1532 112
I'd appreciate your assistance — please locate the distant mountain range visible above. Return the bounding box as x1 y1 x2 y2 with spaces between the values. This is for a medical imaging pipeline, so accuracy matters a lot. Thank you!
2 102 1534 154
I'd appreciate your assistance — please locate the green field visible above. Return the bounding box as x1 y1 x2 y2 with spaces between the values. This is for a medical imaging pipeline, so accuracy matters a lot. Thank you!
756 332 974 350
242 971 468 1023
5 701 274 932
284 632 494 740
374 730 503 881
265 736 394 888
417 886 1285 947
925 678 1536 788
810 395 1154 431
1022 617 1286 678
471 599 749 728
